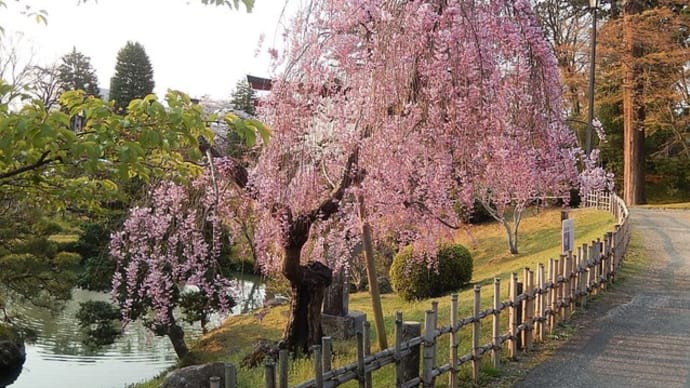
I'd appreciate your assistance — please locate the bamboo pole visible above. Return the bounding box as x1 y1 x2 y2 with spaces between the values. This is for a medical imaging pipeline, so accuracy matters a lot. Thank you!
423 309 436 388
472 285 481 382
363 322 372 388
449 294 458 388
313 345 323 388
492 278 501 368
508 272 518 360
548 258 556 332
536 264 545 342
278 350 288 388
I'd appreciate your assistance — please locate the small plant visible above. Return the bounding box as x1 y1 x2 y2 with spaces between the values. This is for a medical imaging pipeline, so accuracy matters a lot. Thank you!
75 301 121 347
389 244 473 301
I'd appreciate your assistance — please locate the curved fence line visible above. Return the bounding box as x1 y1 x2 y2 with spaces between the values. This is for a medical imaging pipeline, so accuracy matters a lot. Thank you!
249 192 631 388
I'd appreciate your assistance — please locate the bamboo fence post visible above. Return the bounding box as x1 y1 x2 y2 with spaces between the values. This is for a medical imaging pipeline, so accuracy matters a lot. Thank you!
225 363 237 388
423 309 436 388
516 281 523 350
313 345 323 388
575 246 583 306
363 321 372 388
596 238 604 290
522 267 533 351
472 285 481 382
322 337 332 375
582 243 590 307
431 301 438 376
394 312 403 386
548 258 556 333
278 350 288 388
590 241 599 295
265 357 276 388
449 294 458 388
558 256 566 321
397 317 421 386
567 252 575 316
492 278 501 368
536 264 545 342
357 328 365 388
508 272 518 360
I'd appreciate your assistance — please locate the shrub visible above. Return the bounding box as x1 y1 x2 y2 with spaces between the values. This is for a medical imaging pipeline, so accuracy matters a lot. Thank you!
389 244 473 301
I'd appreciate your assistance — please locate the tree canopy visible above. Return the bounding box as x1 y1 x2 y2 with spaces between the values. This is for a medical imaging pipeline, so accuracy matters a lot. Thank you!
109 41 155 112
58 47 100 97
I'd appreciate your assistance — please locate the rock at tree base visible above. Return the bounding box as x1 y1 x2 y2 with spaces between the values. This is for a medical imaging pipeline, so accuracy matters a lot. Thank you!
321 311 367 340
161 362 229 388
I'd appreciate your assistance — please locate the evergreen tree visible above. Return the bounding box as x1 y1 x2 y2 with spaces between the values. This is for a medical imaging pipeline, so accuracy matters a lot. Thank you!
230 79 256 115
109 41 155 112
57 47 100 97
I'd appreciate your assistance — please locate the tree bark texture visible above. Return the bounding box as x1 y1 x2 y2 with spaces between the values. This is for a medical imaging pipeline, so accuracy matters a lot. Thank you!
167 322 189 359
622 0 646 205
282 260 332 355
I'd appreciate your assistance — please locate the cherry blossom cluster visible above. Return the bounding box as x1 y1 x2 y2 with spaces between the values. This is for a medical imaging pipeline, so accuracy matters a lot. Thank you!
253 0 581 267
110 165 241 328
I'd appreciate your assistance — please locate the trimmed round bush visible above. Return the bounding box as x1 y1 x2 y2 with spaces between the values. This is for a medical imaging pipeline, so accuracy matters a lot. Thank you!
389 244 473 301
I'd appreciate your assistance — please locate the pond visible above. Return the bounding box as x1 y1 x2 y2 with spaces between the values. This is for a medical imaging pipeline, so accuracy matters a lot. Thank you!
7 274 265 388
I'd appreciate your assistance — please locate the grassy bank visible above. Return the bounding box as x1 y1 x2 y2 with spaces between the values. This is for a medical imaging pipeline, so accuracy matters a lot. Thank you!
132 207 616 388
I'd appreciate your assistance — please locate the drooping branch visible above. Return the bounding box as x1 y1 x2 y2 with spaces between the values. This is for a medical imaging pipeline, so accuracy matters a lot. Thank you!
0 151 60 181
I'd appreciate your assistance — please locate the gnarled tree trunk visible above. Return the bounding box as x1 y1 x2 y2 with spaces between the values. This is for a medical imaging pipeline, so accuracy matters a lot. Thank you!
166 321 189 359
282 260 332 355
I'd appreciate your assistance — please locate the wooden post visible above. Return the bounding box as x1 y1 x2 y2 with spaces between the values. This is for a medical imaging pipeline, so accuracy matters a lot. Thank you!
526 269 534 351
582 243 590 307
423 309 436 388
508 272 518 360
521 268 531 351
575 246 583 307
449 294 459 388
590 241 599 295
225 363 237 388
492 278 501 368
396 314 421 386
363 321 372 388
516 281 523 350
566 252 575 316
210 376 221 388
265 357 276 388
536 264 545 342
558 256 566 321
357 328 365 388
472 285 481 383
278 350 289 388
431 301 438 377
321 337 332 375
313 345 323 388
548 258 556 332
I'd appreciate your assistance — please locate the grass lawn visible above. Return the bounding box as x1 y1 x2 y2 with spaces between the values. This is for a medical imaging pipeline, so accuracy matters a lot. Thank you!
132 207 616 388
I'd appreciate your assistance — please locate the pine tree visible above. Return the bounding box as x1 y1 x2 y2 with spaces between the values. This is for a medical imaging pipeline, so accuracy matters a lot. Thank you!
230 79 256 115
109 41 155 112
57 47 100 97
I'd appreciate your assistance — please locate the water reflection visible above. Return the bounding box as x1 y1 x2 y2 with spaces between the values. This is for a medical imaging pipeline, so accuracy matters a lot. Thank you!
7 274 264 388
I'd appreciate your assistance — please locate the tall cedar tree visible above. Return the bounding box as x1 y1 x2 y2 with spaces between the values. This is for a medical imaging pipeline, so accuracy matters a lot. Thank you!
109 41 155 112
230 79 257 115
57 47 100 97
596 0 689 204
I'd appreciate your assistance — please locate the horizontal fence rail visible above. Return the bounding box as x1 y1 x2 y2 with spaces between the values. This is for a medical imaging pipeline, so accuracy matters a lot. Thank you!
259 192 631 388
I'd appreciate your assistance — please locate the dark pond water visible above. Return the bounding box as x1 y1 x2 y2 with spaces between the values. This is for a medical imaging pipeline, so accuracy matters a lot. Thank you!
7 275 264 388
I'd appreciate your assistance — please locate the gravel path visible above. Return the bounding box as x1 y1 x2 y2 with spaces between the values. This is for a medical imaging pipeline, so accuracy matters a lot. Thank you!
514 208 690 388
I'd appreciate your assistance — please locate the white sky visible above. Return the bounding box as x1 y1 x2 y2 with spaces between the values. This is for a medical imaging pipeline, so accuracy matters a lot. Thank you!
0 0 297 99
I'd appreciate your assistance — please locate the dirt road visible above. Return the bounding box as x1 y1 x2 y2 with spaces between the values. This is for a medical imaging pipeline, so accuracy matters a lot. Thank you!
515 208 690 388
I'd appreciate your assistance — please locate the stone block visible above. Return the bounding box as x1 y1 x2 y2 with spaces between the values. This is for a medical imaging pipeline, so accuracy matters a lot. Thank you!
321 310 367 340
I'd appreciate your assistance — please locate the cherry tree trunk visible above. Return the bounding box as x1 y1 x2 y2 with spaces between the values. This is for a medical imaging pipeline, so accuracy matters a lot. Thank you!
166 322 189 359
282 249 333 355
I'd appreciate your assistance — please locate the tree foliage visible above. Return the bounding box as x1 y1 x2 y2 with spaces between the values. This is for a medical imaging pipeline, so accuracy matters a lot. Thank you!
230 79 257 115
109 41 155 112
110 164 243 358
596 0 689 203
57 47 100 97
